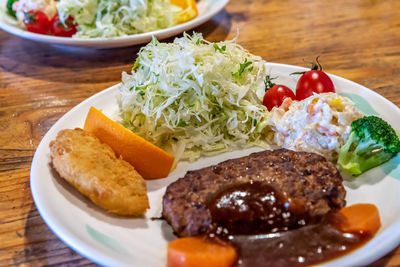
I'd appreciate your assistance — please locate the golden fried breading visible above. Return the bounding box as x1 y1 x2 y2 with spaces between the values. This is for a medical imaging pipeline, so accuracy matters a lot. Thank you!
50 128 149 216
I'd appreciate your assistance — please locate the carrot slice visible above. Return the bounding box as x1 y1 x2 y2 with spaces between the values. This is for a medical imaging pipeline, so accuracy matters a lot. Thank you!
167 237 237 267
83 107 174 179
170 0 198 24
336 203 381 235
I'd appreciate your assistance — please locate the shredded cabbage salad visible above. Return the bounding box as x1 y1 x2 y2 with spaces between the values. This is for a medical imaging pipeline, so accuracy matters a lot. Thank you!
57 0 179 38
118 33 271 162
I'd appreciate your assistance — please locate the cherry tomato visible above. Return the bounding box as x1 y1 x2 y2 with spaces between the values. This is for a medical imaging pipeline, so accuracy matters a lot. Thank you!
294 57 335 100
51 15 77 37
23 10 51 34
295 70 335 100
263 85 296 111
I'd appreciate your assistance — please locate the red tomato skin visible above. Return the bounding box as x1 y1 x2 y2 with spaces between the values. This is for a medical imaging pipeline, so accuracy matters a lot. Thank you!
51 15 77 37
262 85 296 111
23 10 51 34
295 70 335 100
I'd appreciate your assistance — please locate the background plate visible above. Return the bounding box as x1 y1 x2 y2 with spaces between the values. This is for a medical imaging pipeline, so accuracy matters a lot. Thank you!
0 0 229 48
30 63 400 266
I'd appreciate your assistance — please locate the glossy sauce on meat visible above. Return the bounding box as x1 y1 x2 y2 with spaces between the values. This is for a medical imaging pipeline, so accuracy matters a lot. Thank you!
205 182 372 266
162 149 346 237
207 182 311 236
232 219 371 267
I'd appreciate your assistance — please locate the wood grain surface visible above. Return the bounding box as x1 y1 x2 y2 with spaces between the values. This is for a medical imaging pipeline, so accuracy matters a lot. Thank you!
1 0 400 266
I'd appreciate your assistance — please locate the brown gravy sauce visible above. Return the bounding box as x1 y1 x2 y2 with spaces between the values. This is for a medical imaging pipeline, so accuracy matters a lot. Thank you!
205 182 372 267
207 181 311 236
232 221 371 267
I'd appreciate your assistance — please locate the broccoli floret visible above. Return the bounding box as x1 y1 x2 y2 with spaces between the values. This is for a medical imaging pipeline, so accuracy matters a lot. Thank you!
337 116 400 175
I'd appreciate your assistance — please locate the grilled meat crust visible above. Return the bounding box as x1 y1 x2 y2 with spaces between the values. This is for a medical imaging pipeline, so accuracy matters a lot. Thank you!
162 149 346 236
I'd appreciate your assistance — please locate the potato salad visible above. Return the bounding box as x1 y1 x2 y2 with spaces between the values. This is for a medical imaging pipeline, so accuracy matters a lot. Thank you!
266 93 363 161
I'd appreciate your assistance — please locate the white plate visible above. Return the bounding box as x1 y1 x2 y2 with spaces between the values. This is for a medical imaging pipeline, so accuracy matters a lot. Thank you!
0 0 229 48
30 63 400 267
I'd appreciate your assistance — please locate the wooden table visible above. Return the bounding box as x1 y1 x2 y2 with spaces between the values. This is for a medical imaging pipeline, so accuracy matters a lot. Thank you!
1 0 399 265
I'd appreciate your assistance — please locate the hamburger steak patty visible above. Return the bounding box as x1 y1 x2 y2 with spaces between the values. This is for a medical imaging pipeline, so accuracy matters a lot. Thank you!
162 149 346 237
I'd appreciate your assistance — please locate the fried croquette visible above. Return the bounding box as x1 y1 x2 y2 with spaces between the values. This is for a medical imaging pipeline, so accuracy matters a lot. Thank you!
50 128 149 216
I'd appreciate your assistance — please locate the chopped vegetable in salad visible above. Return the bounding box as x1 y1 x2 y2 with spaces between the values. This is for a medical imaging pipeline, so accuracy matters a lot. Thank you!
13 0 56 26
57 0 180 38
9 0 197 38
118 33 271 162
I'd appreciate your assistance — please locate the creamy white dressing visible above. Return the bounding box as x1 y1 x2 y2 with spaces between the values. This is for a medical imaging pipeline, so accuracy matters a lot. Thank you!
267 93 363 161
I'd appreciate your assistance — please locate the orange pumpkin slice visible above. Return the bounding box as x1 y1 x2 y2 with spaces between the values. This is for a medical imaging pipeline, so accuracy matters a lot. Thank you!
84 107 174 179
170 0 198 24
